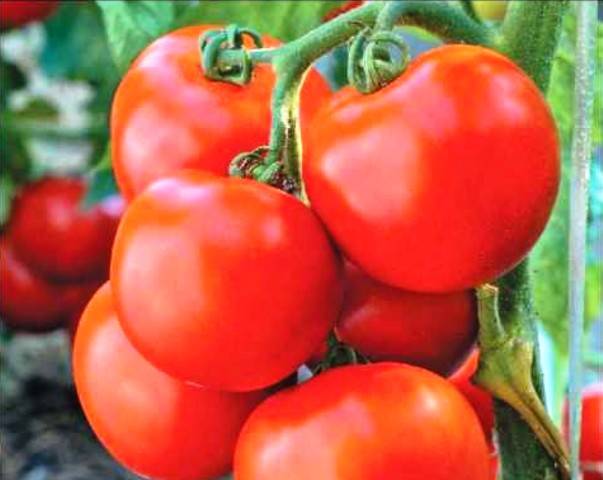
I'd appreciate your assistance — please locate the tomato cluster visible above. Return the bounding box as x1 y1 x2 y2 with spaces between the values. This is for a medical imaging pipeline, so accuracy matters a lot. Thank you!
69 24 559 480
1 177 123 333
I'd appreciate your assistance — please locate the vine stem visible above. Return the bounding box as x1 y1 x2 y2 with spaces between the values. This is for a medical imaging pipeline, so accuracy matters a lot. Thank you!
567 3 597 480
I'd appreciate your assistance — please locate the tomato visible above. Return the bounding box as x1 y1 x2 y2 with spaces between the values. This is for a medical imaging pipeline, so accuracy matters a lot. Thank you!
73 283 267 480
111 25 331 201
563 383 603 480
449 349 495 443
490 454 499 480
336 261 477 375
111 171 342 391
473 1 508 21
234 362 491 480
8 178 123 282
304 44 559 292
0 236 99 332
0 1 58 28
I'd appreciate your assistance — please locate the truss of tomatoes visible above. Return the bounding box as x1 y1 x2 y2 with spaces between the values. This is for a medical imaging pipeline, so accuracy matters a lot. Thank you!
69 24 559 480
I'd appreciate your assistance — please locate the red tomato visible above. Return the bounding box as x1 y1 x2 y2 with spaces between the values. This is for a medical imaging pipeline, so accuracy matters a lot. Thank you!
111 25 331 201
73 283 268 480
304 44 559 292
0 1 58 28
563 383 603 480
449 349 495 443
490 454 499 479
8 178 123 282
111 171 342 391
336 261 477 375
234 362 491 480
0 236 99 332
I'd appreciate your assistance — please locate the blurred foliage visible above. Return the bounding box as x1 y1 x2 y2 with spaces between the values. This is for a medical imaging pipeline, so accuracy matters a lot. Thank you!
531 9 603 356
41 1 119 97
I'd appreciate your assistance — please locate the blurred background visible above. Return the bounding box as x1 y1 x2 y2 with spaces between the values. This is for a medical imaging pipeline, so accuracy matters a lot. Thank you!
1 1 601 479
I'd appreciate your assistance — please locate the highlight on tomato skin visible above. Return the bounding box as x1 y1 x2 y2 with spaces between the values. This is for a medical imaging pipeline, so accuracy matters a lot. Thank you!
73 283 269 480
336 260 477 375
563 383 603 480
110 171 343 392
110 25 331 202
8 177 123 283
304 44 560 293
234 362 491 480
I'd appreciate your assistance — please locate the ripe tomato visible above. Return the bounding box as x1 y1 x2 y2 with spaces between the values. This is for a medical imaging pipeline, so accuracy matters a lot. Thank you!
234 362 491 480
111 25 331 201
8 178 123 282
73 283 268 480
336 261 477 375
0 236 99 332
0 1 58 28
449 349 495 444
304 44 559 292
563 383 603 480
111 171 342 391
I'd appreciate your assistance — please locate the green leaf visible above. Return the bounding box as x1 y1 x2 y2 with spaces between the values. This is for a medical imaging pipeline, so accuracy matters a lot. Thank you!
83 145 118 206
41 2 118 86
0 175 15 226
175 1 343 42
96 0 175 73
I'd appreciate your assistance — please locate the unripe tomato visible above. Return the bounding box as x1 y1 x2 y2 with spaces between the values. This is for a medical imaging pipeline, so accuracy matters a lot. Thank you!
0 236 99 332
0 1 58 28
563 383 603 480
304 45 559 292
111 171 342 391
336 261 477 375
73 283 268 480
234 363 491 480
473 1 508 21
8 178 123 282
449 349 495 444
111 25 331 201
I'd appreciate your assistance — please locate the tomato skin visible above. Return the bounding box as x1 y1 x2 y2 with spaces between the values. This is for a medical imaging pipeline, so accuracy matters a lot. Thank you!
336 261 477 375
73 283 268 480
449 349 495 444
0 1 58 28
0 236 99 332
8 178 123 282
111 25 331 201
234 362 491 480
111 171 342 391
304 44 559 292
563 383 603 480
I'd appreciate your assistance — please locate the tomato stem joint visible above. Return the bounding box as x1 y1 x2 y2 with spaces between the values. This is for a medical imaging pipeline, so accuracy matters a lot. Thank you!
199 24 263 86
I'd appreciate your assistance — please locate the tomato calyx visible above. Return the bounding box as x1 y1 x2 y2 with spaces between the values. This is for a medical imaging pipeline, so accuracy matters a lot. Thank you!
312 332 369 375
200 24 264 86
229 146 300 195
348 28 410 94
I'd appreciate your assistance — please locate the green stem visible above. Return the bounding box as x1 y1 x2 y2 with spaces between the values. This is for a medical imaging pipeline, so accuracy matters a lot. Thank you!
476 283 570 480
567 3 597 480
